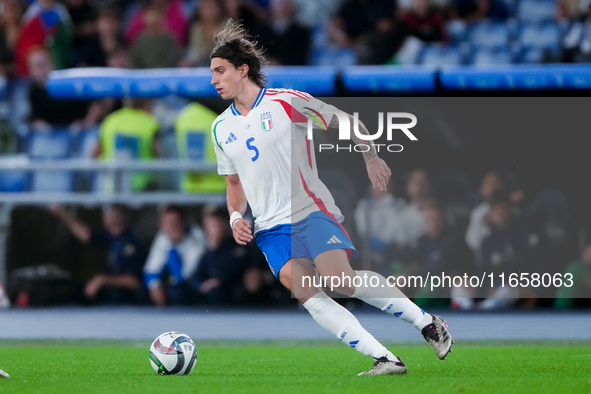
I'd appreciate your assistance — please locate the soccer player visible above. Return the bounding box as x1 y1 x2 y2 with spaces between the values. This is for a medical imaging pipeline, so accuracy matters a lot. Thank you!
209 20 454 376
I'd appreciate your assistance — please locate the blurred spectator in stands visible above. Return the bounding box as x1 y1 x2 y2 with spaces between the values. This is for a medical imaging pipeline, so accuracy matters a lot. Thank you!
401 0 448 43
106 45 131 68
182 0 226 68
252 0 311 65
129 3 180 69
49 204 147 304
454 191 546 310
392 202 471 305
357 8 409 64
465 170 524 251
465 171 504 251
27 47 108 132
237 264 271 304
190 204 250 304
15 0 73 76
554 243 591 309
0 0 26 77
394 203 469 277
561 0 591 62
557 0 584 21
234 243 292 305
65 0 97 61
93 97 161 192
76 6 123 67
175 102 226 193
124 0 187 46
328 0 396 50
397 169 434 246
525 188 572 267
451 0 508 22
144 204 206 306
223 0 259 33
354 184 407 274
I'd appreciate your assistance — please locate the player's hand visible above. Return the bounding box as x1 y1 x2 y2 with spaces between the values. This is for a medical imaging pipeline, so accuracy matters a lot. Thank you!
366 156 391 191
232 218 253 245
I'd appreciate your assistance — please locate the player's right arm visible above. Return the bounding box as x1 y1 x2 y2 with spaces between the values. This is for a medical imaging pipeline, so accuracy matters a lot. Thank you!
226 174 253 245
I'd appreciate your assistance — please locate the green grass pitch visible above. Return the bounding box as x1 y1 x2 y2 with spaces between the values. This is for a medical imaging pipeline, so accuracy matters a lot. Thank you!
0 340 589 394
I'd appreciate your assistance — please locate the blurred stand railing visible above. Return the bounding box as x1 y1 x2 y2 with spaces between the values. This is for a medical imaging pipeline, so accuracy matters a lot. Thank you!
0 158 225 285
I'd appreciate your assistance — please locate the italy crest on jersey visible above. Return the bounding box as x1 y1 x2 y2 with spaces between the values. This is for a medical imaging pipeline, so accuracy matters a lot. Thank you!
260 111 273 131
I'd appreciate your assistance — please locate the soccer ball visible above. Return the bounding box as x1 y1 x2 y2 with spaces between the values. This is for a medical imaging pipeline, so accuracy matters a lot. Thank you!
149 332 197 375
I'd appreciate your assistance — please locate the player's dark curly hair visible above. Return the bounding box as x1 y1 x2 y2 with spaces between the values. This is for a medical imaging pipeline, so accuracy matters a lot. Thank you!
210 19 268 88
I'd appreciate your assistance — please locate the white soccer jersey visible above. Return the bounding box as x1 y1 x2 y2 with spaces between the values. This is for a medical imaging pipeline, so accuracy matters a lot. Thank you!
212 88 344 234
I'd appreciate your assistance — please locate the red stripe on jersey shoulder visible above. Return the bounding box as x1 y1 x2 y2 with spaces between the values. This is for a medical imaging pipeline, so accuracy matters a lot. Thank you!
265 88 311 101
272 99 308 123
303 107 328 130
298 168 354 260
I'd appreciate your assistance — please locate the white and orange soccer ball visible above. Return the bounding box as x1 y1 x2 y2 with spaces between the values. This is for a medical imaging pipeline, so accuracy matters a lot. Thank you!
149 332 197 375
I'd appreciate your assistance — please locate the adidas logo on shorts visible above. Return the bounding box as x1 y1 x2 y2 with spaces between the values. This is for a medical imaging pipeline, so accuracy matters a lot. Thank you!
327 235 342 244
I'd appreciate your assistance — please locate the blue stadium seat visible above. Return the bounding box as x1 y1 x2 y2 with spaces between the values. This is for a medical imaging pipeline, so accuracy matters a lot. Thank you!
447 20 468 45
516 0 556 22
469 47 515 65
28 128 71 159
308 24 357 67
27 128 74 192
0 155 27 192
519 47 545 63
419 44 466 66
518 22 561 49
467 21 511 48
518 46 561 63
309 47 357 67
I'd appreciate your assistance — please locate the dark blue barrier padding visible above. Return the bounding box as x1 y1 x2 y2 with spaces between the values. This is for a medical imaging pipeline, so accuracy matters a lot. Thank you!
440 64 591 90
265 66 337 95
46 64 591 99
47 68 131 98
341 66 437 93
132 68 218 97
47 66 337 99
47 68 219 98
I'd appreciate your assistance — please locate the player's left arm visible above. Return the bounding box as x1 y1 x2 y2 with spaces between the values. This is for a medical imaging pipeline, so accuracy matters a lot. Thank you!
329 114 391 191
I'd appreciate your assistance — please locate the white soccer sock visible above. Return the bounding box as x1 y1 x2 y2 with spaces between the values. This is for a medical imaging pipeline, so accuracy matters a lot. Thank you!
303 291 397 361
352 270 432 331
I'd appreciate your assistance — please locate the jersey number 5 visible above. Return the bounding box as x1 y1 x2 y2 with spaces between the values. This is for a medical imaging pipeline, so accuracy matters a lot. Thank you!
246 137 259 162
